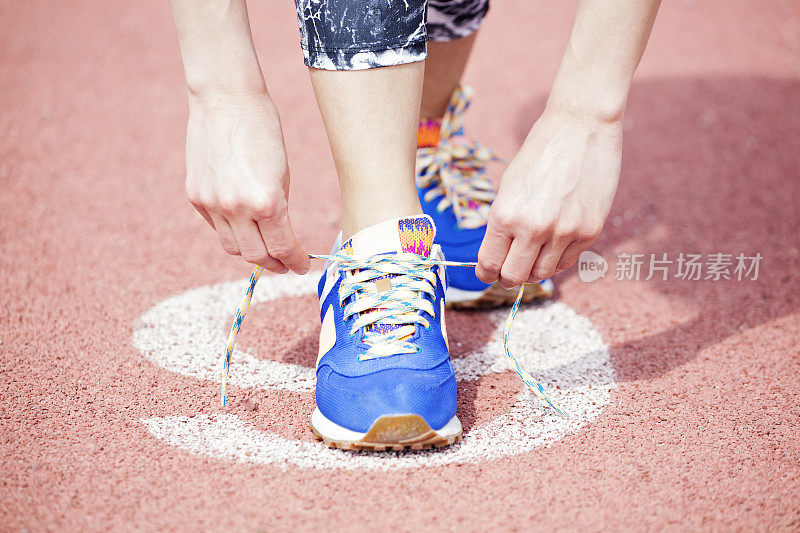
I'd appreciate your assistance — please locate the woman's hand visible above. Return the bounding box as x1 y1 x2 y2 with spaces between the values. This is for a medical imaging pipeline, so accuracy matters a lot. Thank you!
473 0 659 288
476 106 623 287
184 90 309 275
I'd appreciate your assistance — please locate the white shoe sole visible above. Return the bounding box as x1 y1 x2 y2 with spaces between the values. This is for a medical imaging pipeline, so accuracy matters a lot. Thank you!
310 407 462 451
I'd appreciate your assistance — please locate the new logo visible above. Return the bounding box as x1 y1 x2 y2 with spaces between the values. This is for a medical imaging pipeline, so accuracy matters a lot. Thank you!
578 251 608 283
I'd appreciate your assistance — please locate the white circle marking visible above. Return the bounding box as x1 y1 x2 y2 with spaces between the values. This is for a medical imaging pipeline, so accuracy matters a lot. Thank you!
134 272 615 470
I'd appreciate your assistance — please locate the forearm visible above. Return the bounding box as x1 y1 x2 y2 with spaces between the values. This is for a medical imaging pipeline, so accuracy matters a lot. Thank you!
547 0 661 121
169 0 267 100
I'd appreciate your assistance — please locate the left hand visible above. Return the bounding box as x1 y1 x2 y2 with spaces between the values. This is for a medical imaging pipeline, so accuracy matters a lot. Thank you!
476 106 623 288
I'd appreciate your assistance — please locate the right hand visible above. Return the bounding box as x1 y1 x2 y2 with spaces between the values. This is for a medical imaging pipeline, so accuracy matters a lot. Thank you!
184 90 309 275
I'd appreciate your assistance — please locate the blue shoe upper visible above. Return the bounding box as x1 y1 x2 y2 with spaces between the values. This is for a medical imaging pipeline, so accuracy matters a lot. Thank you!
314 224 457 434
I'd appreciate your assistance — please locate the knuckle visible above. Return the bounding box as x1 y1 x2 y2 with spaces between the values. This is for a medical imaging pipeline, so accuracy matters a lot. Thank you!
251 200 280 221
242 250 268 264
577 226 601 242
186 187 214 209
531 219 556 240
265 264 288 274
221 242 240 256
197 191 216 209
478 255 502 273
554 224 580 242
217 196 243 214
580 219 605 239
532 267 553 280
502 272 526 286
269 245 292 260
185 189 202 207
491 209 518 233
476 272 492 283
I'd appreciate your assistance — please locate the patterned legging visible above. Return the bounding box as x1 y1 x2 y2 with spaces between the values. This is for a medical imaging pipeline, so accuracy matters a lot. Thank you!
294 0 490 70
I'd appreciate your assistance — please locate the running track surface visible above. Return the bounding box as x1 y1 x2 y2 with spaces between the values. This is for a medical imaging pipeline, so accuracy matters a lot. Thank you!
2 1 800 530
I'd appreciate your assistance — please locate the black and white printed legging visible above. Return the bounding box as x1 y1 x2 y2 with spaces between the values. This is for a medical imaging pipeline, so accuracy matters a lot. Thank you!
294 0 490 70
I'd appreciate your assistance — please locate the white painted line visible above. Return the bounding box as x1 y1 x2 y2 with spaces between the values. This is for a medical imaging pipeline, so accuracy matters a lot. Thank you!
135 272 615 470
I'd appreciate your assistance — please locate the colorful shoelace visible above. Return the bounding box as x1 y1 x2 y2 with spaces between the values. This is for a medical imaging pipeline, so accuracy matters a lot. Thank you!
334 252 438 360
220 256 568 420
416 85 504 230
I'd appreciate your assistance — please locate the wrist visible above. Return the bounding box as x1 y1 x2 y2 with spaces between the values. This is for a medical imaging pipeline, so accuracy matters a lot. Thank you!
184 60 268 101
187 79 272 112
171 0 269 108
546 41 631 124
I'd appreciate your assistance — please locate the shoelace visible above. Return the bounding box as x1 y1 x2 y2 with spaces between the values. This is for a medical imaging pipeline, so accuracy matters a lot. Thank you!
416 85 504 230
333 253 437 360
220 257 568 420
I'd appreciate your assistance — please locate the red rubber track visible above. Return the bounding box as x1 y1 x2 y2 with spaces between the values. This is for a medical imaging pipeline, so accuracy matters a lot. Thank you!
1 1 799 530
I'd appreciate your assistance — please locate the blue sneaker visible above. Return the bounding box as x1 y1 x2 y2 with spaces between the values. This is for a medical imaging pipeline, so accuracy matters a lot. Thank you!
310 215 462 450
416 86 555 309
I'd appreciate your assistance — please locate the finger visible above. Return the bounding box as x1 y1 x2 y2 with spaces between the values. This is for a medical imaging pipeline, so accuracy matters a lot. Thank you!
529 238 571 282
210 214 240 256
257 213 310 275
555 241 585 273
476 228 511 284
191 204 215 229
230 218 287 274
499 238 542 289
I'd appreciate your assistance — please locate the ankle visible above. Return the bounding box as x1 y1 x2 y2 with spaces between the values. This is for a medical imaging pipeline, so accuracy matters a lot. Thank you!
342 206 424 240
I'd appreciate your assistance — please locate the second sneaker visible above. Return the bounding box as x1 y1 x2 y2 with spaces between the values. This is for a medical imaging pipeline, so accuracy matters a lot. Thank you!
416 85 555 309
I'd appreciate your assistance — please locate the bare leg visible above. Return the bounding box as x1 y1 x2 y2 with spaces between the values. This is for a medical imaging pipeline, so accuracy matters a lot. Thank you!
309 63 425 239
420 33 478 118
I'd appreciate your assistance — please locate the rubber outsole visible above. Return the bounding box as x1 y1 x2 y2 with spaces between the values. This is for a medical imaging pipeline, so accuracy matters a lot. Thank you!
311 414 462 452
447 280 555 310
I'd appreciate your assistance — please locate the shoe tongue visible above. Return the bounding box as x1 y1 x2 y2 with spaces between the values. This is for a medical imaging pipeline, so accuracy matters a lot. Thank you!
341 215 436 258
340 215 436 341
